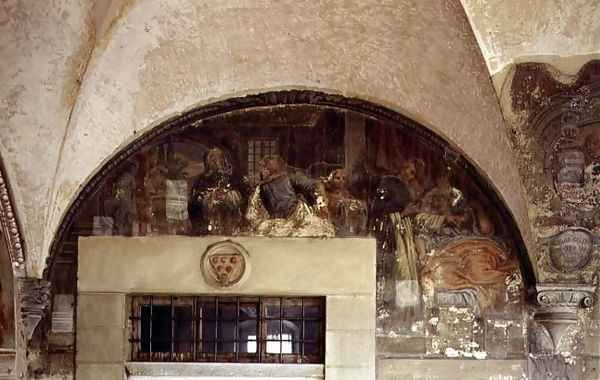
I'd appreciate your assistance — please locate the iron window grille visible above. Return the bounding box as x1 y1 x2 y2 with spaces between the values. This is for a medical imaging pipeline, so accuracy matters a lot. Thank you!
129 295 325 364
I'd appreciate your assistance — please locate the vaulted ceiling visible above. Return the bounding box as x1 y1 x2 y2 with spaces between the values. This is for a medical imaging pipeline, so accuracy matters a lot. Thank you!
1 0 598 277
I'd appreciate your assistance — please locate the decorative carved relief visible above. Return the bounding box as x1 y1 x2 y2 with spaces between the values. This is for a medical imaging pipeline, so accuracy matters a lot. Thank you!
528 355 578 380
529 320 555 354
200 240 249 288
18 279 51 341
0 162 25 271
537 284 596 310
508 62 600 283
533 284 595 357
529 283 596 380
545 228 597 272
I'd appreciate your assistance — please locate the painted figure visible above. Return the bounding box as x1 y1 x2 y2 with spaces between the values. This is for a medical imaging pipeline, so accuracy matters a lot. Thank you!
324 169 367 236
246 155 334 237
104 166 137 235
415 180 518 312
420 238 518 312
398 158 427 205
369 176 412 321
190 148 243 235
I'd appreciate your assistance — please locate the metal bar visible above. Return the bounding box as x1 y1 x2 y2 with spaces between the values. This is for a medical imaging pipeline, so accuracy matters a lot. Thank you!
301 297 305 363
170 296 175 361
258 297 263 363
149 296 153 361
193 297 198 361
279 297 283 363
130 297 134 360
235 297 240 361
214 297 218 361
320 298 325 362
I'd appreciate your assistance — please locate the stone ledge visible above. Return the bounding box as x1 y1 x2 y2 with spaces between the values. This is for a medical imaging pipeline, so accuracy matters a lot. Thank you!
377 358 527 380
125 362 324 378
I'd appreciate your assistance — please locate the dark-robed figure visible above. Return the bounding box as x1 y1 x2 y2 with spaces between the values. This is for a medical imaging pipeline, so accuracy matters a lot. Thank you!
189 147 243 235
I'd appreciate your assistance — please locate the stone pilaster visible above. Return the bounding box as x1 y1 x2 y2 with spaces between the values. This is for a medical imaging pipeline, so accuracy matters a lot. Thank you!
17 278 51 341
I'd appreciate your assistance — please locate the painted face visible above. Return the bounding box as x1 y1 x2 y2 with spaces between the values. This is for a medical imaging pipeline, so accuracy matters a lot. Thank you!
260 158 280 180
586 131 600 160
331 170 346 189
431 193 451 214
206 149 226 172
400 161 417 182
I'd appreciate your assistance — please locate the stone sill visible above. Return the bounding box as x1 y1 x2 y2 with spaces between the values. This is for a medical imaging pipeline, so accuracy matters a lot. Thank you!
126 362 324 379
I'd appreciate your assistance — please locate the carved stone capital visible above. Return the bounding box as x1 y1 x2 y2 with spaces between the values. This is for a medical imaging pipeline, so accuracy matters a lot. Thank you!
18 279 51 341
532 283 596 355
536 284 596 311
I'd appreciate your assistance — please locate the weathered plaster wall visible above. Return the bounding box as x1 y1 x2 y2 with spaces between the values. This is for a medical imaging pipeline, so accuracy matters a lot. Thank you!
490 60 600 380
0 0 95 276
41 0 533 279
461 0 600 91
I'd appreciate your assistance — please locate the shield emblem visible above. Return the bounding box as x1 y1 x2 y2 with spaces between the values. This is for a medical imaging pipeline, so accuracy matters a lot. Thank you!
553 148 586 202
555 149 585 184
208 253 245 287
201 241 249 288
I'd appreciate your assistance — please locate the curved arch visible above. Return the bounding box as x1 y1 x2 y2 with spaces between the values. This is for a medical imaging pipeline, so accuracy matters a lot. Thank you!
0 158 26 277
0 157 25 378
44 90 536 288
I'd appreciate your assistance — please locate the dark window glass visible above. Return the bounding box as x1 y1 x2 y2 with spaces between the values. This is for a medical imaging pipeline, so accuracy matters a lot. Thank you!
130 296 324 364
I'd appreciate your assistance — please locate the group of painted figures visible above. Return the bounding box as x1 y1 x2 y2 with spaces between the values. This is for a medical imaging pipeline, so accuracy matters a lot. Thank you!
102 144 522 330
370 160 520 329
189 149 367 238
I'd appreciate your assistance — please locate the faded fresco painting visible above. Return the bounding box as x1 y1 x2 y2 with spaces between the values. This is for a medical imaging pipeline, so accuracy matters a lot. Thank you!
70 106 527 358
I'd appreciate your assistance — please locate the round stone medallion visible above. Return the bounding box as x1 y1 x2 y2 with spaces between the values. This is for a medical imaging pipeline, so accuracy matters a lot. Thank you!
201 240 249 288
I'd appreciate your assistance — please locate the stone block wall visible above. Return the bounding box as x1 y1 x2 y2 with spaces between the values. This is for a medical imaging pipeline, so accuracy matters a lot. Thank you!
76 236 376 380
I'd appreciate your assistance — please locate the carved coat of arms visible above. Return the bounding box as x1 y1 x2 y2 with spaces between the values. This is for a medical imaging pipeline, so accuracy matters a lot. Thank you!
201 240 249 288
547 227 597 273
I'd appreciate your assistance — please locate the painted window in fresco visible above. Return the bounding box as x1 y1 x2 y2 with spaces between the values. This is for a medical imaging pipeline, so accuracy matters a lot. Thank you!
67 106 527 359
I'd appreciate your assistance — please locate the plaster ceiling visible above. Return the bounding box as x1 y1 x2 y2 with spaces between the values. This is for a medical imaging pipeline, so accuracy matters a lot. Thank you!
460 0 600 90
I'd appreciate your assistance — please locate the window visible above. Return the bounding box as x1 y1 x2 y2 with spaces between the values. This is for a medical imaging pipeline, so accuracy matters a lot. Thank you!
129 296 325 364
247 139 278 179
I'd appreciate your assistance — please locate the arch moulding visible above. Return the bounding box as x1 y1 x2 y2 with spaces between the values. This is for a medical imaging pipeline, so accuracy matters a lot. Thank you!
0 159 26 277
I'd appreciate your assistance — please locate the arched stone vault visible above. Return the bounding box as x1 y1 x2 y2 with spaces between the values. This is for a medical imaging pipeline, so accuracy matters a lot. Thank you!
1 0 536 278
